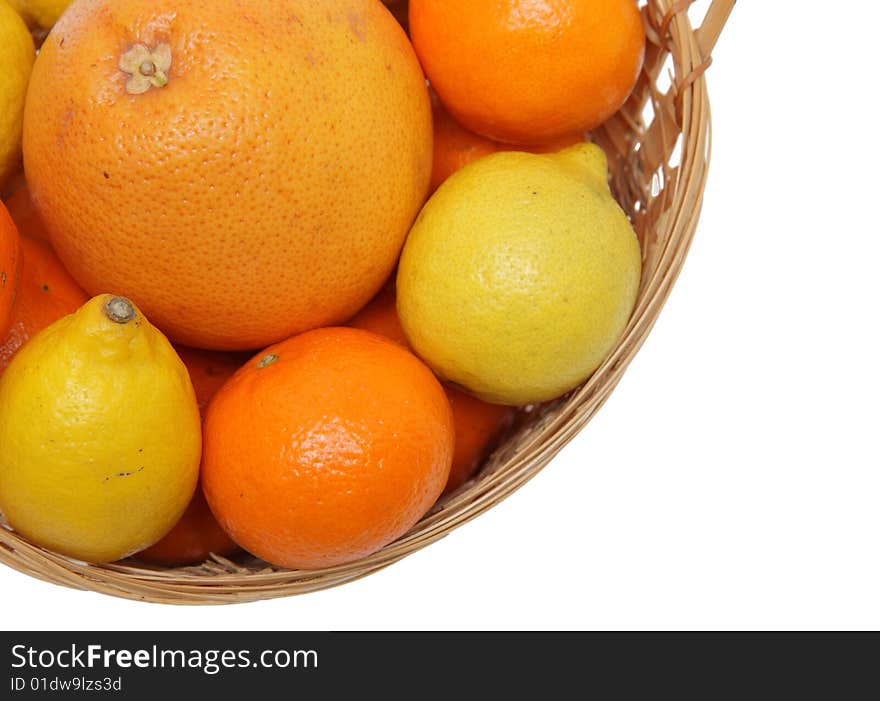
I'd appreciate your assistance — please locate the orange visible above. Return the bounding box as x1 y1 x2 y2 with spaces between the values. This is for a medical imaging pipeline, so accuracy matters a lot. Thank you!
0 234 87 372
137 346 242 565
3 183 50 241
443 390 514 493
410 0 645 144
136 489 238 566
430 94 587 193
349 284 514 493
23 0 432 350
0 202 21 340
173 346 247 415
348 282 409 346
202 327 454 570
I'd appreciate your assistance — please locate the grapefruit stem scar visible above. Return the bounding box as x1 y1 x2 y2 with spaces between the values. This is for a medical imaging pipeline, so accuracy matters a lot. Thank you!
119 43 171 94
103 296 136 324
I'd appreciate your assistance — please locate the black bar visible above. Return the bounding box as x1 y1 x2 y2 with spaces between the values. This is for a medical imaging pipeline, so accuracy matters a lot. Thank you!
1 632 878 698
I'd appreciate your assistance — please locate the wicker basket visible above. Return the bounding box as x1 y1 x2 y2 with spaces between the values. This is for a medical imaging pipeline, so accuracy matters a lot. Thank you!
0 0 734 604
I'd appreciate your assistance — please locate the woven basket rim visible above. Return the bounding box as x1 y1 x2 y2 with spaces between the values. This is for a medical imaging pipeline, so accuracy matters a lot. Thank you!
0 0 736 605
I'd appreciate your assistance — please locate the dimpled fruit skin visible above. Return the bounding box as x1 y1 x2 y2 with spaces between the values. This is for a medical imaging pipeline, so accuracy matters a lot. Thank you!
349 284 514 494
397 143 642 406
135 345 242 565
0 294 201 563
0 203 21 340
4 184 51 242
410 0 644 144
23 0 432 350
429 94 586 193
0 233 88 373
202 327 454 570
135 488 238 565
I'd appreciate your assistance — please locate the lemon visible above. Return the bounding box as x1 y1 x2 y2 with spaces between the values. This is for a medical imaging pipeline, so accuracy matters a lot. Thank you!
7 0 71 30
0 295 201 563
0 0 35 191
397 143 641 406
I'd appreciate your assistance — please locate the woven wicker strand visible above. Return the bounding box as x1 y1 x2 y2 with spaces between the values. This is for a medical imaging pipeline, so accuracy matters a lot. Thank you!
0 0 735 604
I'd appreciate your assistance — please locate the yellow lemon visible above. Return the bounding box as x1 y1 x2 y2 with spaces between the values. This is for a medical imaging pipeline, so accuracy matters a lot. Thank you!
0 0 35 191
0 294 201 563
397 143 641 406
7 0 71 30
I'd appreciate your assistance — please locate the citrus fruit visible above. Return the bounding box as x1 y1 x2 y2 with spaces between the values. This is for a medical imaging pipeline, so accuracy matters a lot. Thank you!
348 282 409 346
202 327 454 570
410 0 645 143
443 390 514 493
349 284 514 493
0 294 201 562
7 0 71 31
0 201 21 339
174 345 247 415
23 0 433 350
136 345 242 565
430 94 586 193
397 143 642 405
4 183 50 241
0 234 87 373
136 489 238 566
0 1 34 192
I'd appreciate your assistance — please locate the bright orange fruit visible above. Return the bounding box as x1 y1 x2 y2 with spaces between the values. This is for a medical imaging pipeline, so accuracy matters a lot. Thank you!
0 232 84 373
430 95 586 193
0 203 19 340
443 389 514 493
348 283 409 346
202 327 454 570
174 346 248 415
349 284 514 493
136 346 243 566
23 0 433 350
4 184 50 242
135 488 238 566
410 0 645 144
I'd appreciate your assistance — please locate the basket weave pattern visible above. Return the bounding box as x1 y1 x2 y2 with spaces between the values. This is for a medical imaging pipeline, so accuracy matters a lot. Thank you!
0 0 734 604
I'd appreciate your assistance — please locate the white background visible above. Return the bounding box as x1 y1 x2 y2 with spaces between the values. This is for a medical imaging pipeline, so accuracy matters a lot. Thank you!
2 2 878 631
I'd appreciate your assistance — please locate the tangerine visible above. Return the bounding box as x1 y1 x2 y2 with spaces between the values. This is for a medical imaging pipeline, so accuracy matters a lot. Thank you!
0 202 21 340
0 233 87 373
23 0 432 350
136 346 242 565
202 327 453 570
430 95 586 193
136 488 238 566
348 282 408 345
174 346 247 414
349 284 514 494
443 389 513 493
410 0 645 143
4 183 50 241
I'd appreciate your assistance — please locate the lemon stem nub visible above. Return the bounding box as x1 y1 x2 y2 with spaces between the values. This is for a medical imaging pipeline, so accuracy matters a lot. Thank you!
104 297 136 324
